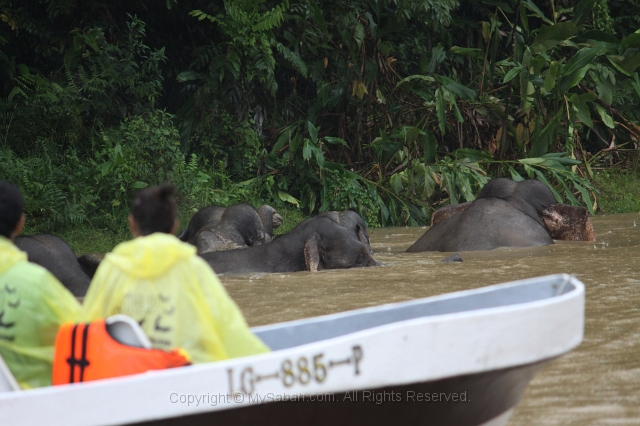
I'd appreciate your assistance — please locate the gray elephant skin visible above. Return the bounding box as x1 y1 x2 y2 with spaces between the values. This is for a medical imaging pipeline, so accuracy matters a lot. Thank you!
200 216 380 275
291 210 374 255
406 178 595 252
14 234 94 296
178 204 283 254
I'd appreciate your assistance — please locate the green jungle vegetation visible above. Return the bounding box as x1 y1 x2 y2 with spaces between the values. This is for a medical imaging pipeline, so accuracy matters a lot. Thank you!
1 0 639 253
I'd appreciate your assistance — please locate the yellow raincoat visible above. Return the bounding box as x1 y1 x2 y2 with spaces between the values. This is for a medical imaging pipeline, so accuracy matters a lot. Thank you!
82 233 269 363
0 236 81 389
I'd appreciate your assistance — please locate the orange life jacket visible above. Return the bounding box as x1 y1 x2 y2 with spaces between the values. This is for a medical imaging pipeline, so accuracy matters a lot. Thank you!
52 319 189 385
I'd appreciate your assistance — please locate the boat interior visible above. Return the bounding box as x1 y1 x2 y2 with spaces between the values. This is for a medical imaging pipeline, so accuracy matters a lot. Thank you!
253 274 578 350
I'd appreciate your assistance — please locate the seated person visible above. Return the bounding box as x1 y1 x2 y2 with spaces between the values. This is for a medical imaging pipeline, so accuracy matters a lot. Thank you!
83 184 269 363
0 181 81 389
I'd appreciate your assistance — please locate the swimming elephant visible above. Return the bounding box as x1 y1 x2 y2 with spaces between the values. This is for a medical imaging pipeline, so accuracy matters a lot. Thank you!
191 204 271 254
178 204 283 244
290 210 373 254
406 178 595 252
14 234 95 296
200 216 381 275
177 206 226 242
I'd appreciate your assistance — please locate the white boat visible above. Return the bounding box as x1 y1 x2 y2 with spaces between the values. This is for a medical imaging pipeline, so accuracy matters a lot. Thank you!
0 273 584 426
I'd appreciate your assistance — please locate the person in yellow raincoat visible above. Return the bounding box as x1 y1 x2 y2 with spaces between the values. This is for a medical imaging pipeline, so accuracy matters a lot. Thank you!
0 181 81 389
83 184 269 363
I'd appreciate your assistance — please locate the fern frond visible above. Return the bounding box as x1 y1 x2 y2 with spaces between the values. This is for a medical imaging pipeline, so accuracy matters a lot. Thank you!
275 43 308 77
189 10 218 23
254 5 285 31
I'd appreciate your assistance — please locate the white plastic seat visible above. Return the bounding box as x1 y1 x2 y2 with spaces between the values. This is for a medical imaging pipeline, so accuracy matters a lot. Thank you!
0 353 20 392
105 315 152 349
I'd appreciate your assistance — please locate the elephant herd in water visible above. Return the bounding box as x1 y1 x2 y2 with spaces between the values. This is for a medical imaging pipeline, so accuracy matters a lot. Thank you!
16 178 596 298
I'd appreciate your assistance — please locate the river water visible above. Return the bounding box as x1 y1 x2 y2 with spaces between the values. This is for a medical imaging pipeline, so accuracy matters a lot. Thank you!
221 212 640 425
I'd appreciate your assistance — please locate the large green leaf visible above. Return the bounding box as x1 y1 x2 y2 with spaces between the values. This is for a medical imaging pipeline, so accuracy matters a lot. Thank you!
450 46 482 57
324 136 348 147
395 75 436 87
558 64 590 91
595 104 615 128
423 130 437 163
542 153 582 165
454 148 493 162
530 113 562 157
307 121 318 143
302 140 312 160
530 23 577 54
562 46 606 76
621 31 640 49
390 174 403 194
574 0 598 25
620 54 640 75
503 66 523 84
354 23 365 47
523 0 553 25
278 191 300 206
595 73 614 105
313 146 325 168
508 166 525 181
436 76 477 100
575 101 593 128
544 61 560 92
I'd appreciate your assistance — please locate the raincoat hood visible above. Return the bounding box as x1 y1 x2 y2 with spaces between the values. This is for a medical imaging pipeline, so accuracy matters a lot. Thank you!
106 233 197 278
0 236 27 274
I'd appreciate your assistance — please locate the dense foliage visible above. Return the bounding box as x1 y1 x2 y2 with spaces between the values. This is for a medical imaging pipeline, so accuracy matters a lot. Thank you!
1 0 638 232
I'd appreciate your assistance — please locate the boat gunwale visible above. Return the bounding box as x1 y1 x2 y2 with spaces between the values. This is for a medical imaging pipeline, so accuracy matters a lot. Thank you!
252 273 583 347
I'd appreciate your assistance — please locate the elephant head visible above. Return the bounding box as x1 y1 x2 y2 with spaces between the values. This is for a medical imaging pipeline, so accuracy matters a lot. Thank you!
408 178 595 253
303 227 380 272
257 205 284 237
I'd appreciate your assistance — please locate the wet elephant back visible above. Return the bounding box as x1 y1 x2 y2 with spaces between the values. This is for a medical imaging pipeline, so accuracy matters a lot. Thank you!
407 198 553 252
14 235 90 296
448 198 553 250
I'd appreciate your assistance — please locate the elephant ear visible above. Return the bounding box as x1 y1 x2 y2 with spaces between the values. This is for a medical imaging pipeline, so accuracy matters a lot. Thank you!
355 225 375 255
430 202 472 226
541 204 595 241
356 225 368 245
254 230 267 245
304 232 324 272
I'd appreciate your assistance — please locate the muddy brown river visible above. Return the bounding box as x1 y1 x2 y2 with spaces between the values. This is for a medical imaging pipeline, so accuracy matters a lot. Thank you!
221 212 640 425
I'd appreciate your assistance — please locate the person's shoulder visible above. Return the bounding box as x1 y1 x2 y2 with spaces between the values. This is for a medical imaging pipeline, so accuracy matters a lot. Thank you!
8 258 50 280
6 260 68 293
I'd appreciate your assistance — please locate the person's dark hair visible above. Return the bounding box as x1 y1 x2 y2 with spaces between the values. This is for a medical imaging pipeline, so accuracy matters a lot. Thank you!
0 181 24 238
131 183 177 236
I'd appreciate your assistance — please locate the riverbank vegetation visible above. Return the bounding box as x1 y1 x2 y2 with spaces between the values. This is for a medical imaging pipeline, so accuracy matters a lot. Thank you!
2 0 639 246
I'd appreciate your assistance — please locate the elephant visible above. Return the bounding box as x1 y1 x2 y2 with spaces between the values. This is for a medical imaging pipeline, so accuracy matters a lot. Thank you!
287 210 373 254
177 206 226 242
406 178 595 253
14 234 96 297
199 216 381 275
178 204 283 244
189 204 273 254
256 204 284 237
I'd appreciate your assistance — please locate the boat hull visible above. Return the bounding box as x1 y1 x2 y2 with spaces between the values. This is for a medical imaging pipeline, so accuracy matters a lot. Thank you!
132 359 551 426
